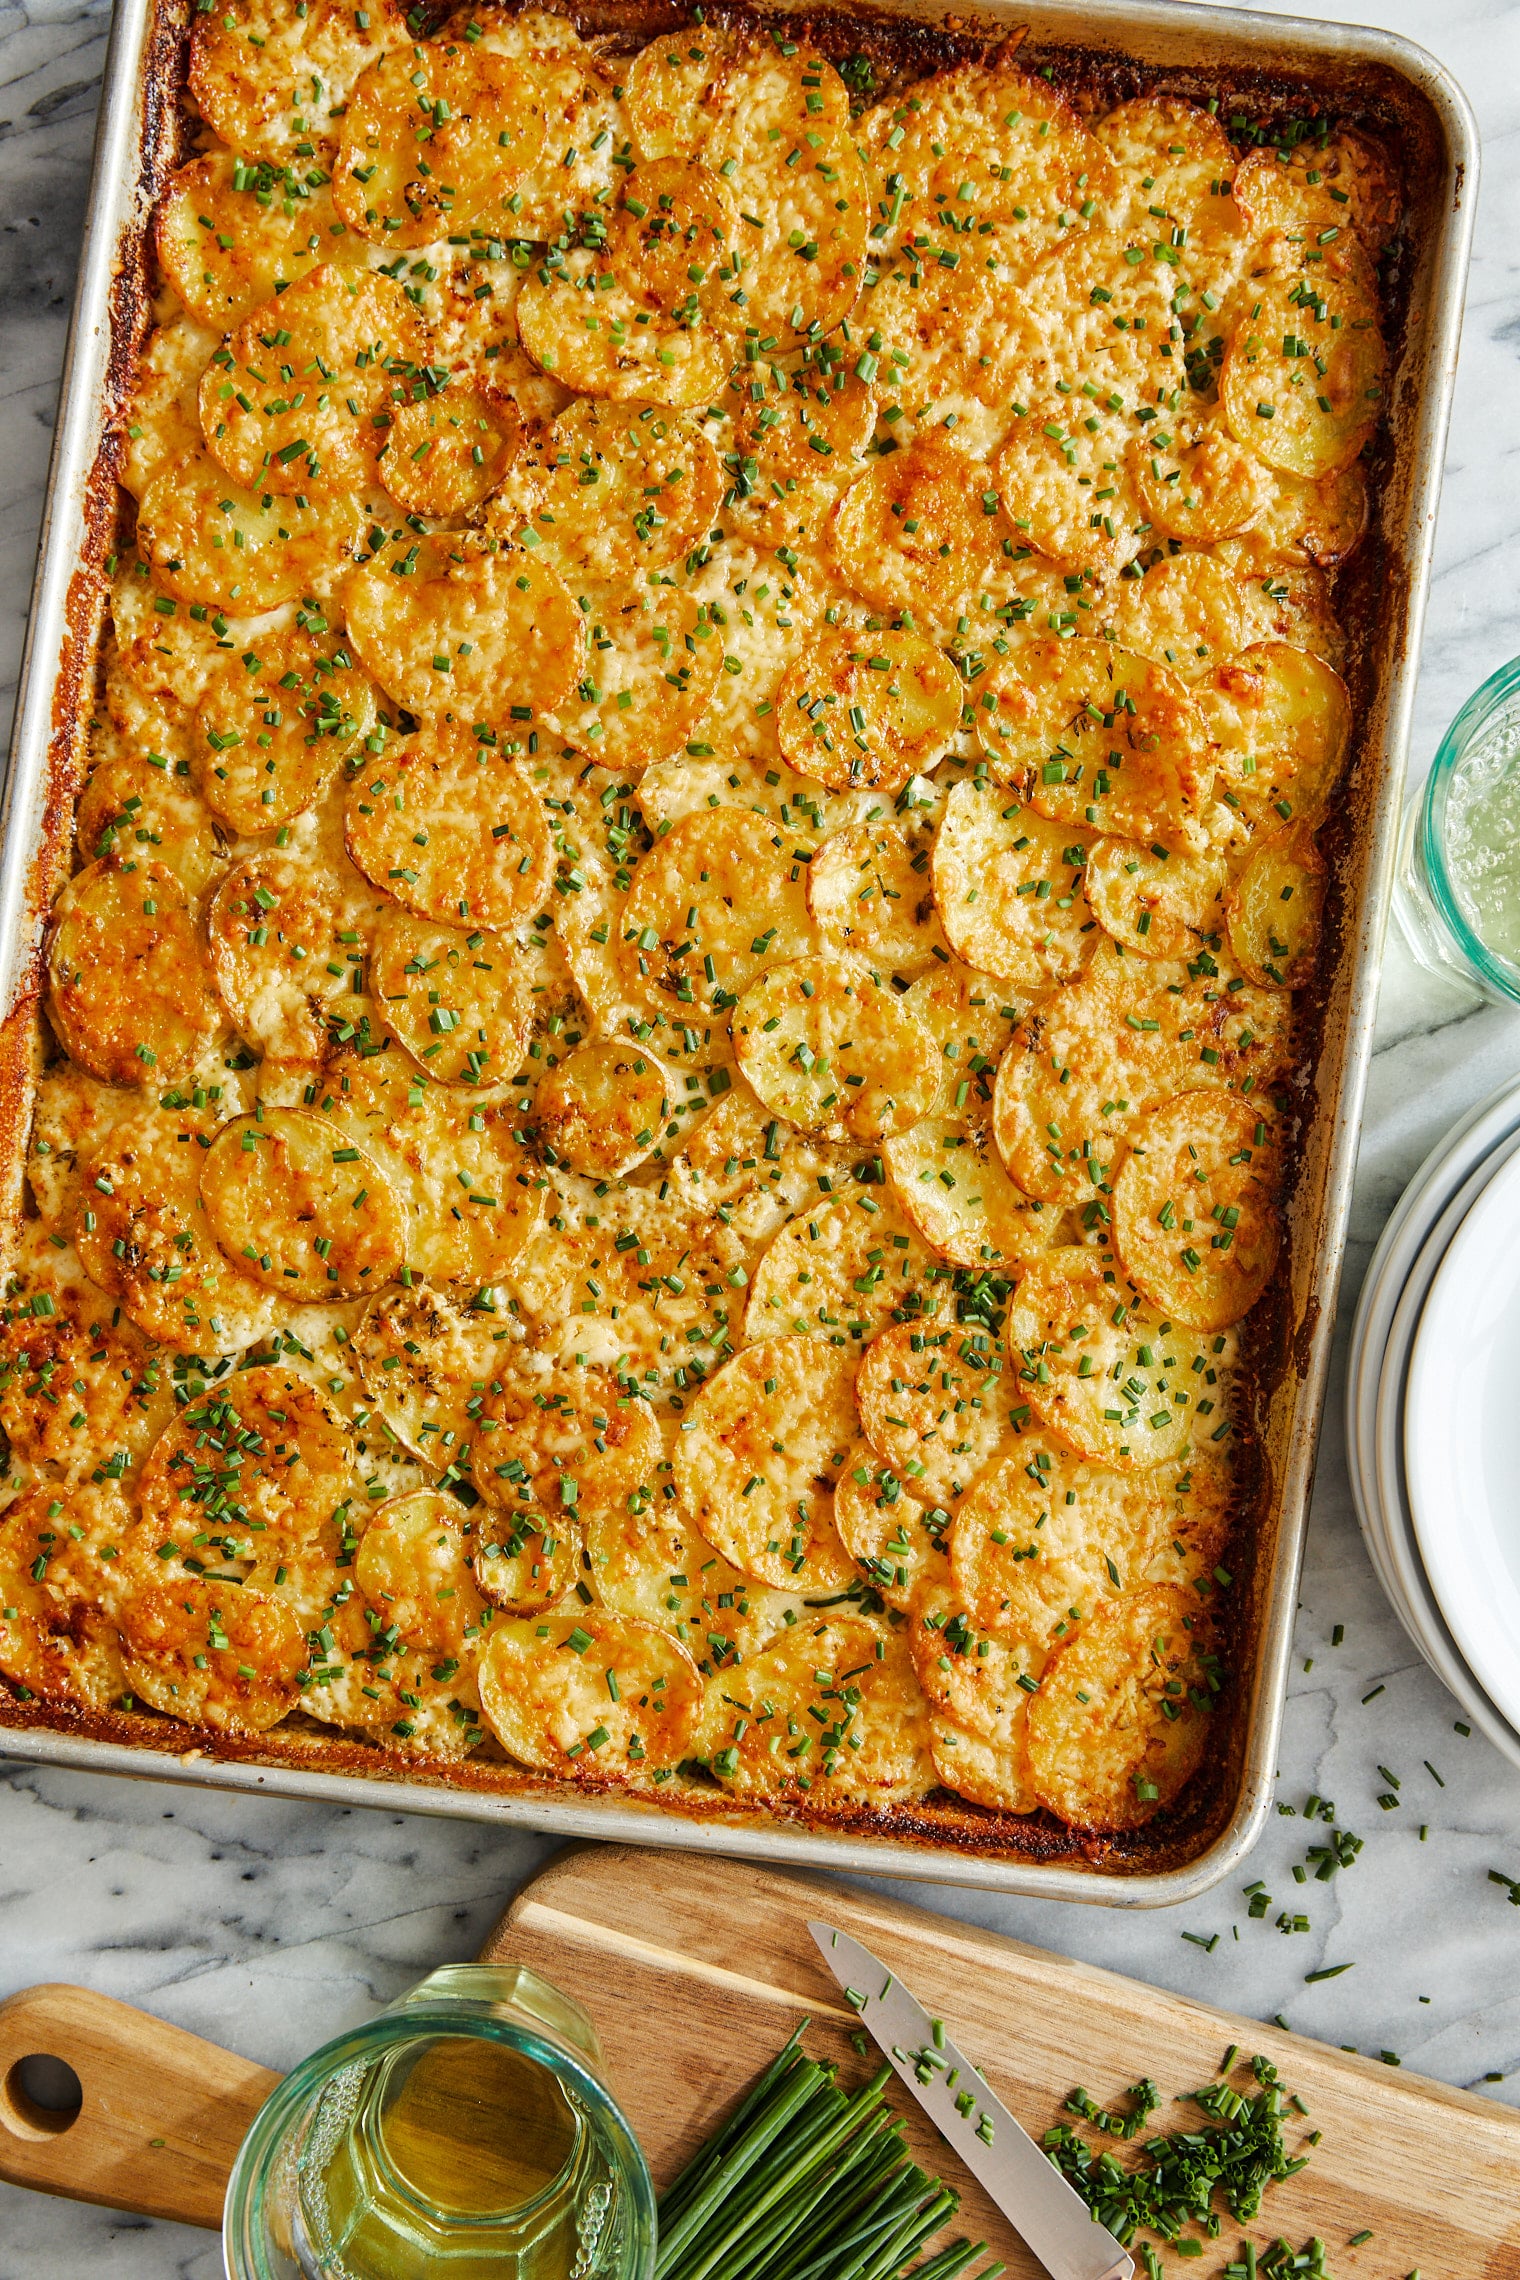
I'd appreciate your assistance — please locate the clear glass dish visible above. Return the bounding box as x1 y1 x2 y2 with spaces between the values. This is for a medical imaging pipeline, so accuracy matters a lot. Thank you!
1395 655 1520 1003
222 1963 655 2280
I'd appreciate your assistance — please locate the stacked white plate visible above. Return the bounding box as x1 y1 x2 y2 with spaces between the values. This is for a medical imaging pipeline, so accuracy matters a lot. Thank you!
1347 1074 1520 1770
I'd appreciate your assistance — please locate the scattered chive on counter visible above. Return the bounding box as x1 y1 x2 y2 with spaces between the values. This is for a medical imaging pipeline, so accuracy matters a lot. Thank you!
654 2024 1003 2280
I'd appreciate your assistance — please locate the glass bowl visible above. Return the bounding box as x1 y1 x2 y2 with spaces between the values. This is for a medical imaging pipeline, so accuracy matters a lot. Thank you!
1395 654 1520 1004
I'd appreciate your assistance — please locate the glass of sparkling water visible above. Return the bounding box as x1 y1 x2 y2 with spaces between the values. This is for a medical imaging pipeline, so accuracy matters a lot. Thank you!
1396 656 1520 1002
222 1963 655 2280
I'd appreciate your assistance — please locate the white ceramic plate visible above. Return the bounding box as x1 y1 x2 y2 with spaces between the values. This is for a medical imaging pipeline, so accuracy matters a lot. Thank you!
1370 1142 1520 1770
1406 1140 1520 1739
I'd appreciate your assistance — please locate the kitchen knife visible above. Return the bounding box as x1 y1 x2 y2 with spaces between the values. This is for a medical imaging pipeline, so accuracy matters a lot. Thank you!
807 1920 1134 2280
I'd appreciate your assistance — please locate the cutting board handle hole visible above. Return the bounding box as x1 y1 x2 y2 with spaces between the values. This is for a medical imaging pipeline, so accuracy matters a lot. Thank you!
0 2055 83 2142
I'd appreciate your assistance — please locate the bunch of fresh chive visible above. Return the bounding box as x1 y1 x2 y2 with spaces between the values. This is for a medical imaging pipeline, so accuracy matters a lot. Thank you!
654 2023 1004 2280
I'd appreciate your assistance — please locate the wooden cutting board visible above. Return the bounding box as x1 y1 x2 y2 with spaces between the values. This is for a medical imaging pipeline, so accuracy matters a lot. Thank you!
1 1841 1517 2276
485 1844 1520 2280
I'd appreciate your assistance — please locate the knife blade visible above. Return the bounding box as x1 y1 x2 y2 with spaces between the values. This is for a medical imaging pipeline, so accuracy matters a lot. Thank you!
808 1920 1133 2280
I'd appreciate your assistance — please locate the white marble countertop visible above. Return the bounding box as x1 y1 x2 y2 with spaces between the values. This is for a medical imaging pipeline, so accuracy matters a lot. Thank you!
4 0 1520 2270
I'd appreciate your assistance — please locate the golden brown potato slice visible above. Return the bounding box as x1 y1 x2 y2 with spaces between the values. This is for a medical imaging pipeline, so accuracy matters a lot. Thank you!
1024 1585 1219 1829
1093 95 1239 228
76 748 222 905
379 386 523 520
557 588 723 775
516 259 731 409
354 1490 489 1663
863 62 1094 236
1110 552 1254 681
353 1282 509 1470
1128 420 1270 546
1006 1245 1237 1468
120 321 218 504
200 1106 407 1301
1225 827 1324 989
776 628 962 795
1200 641 1352 830
732 956 941 1143
950 1438 1231 1642
1249 460 1369 568
903 959 1016 1110
831 437 1010 630
478 1608 704 1778
972 639 1210 853
1221 268 1386 481
343 533 581 729
199 269 425 499
157 152 361 332
674 1335 858 1592
909 1592 1040 1813
744 1191 940 1350
601 157 737 326
991 939 1290 1209
1233 128 1400 259
808 820 950 980
995 404 1146 577
188 0 407 163
624 25 750 159
486 399 723 585
882 1111 1053 1273
345 728 554 934
137 455 364 613
535 1041 671 1178
0 1310 171 1488
584 1498 785 1662
932 783 1098 988
833 1440 951 1612
1112 1092 1281 1332
718 352 874 548
121 1579 306 1734
855 1322 1015 1510
138 1367 357 1579
0 1566 127 1715
192 622 380 836
332 39 547 246
618 807 815 1021
47 858 221 1088
703 1610 932 1806
1084 840 1227 960
372 906 538 1086
861 241 1040 417
208 851 375 1067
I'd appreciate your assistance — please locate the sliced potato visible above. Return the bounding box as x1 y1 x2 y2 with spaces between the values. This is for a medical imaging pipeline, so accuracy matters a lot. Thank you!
75 1109 276 1351
1025 1585 1219 1830
713 107 867 345
47 858 220 1088
744 1191 939 1350
1225 827 1324 988
584 1499 785 1662
516 258 730 409
1129 420 1270 546
855 1321 1014 1510
156 151 360 331
833 1440 951 1612
1221 270 1386 480
602 156 737 325
343 533 581 728
950 1438 1230 1641
76 748 222 904
345 728 554 934
703 1610 932 1806
776 628 961 795
859 241 1038 418
674 1335 857 1592
200 268 425 498
830 437 1008 631
353 1282 510 1469
665 1075 857 1247
0 1310 170 1487
1113 1092 1280 1331
1233 129 1400 259
0 1567 127 1714
200 1106 407 1301
991 943 1290 1211
475 1353 660 1538
138 1366 357 1576
120 321 218 503
1093 95 1239 228
619 807 815 1021
208 852 375 1066
909 1596 1039 1813
1006 1245 1237 1467
379 386 523 519
458 10 620 240
864 62 1092 234
883 1111 1052 1272
137 454 364 613
903 959 1016 1110
1200 641 1351 828
109 557 272 711
1111 552 1253 681
807 820 949 979
624 26 748 160
121 1579 305 1734
719 351 874 547
1250 460 1369 568
372 906 537 1085
732 956 941 1143
932 782 1098 987
353 1489 488 1659
995 404 1145 576
332 39 547 246
487 398 723 584
972 639 1210 852
557 587 723 774
1084 840 1226 960
188 0 407 163
535 1041 671 1178
478 1608 703 1777
192 623 380 836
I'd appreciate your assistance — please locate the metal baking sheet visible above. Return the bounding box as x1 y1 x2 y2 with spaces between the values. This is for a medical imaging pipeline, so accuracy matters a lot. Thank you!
0 0 1478 1900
